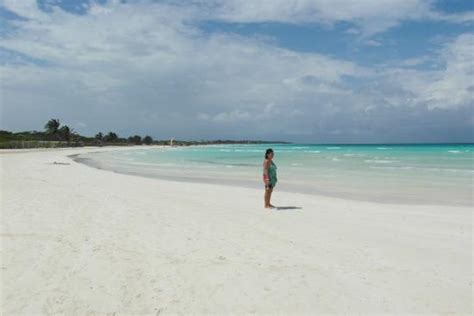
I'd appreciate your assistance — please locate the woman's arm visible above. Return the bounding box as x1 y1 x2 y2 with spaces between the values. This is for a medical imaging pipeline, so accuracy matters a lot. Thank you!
263 160 270 185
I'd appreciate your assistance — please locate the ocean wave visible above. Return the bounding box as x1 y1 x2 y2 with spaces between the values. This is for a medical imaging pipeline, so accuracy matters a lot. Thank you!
377 147 391 150
369 166 474 173
303 150 321 153
218 149 263 153
234 149 262 152
189 159 257 167
365 159 399 164
326 147 341 149
448 150 461 154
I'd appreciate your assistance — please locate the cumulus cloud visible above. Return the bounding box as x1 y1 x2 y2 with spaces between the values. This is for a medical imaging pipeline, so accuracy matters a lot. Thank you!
421 34 474 109
0 0 472 142
0 0 48 20
374 34 474 110
175 0 473 37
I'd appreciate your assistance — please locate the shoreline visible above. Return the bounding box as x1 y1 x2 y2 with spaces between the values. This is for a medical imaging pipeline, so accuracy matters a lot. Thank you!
1 147 472 314
70 146 473 208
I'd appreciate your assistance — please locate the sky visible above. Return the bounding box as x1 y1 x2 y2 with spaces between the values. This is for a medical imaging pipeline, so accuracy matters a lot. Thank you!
0 0 473 143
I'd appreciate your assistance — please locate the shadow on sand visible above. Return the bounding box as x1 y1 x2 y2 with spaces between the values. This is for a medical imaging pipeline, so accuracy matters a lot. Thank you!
275 206 303 210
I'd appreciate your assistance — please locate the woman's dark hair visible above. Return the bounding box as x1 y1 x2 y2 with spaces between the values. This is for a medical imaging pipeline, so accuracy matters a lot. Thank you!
265 148 274 159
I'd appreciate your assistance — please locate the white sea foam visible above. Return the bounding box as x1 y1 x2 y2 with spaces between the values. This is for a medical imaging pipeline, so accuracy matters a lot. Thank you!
234 149 261 152
327 147 341 149
369 166 474 173
448 150 461 153
115 158 137 163
365 159 398 164
128 161 163 166
304 150 321 153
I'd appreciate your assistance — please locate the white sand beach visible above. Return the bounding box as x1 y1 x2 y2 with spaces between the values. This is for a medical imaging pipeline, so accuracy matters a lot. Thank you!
1 147 472 315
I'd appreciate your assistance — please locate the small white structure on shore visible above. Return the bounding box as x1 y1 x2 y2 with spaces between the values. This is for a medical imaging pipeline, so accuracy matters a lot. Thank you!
170 138 174 146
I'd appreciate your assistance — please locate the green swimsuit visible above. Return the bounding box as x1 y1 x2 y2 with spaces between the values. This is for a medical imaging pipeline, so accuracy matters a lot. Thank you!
264 160 278 187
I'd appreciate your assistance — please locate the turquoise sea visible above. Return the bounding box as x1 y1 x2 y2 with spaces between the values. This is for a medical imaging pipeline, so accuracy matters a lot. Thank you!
75 144 473 206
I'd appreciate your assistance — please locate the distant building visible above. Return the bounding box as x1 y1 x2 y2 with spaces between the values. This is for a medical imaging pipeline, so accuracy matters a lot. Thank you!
170 138 174 146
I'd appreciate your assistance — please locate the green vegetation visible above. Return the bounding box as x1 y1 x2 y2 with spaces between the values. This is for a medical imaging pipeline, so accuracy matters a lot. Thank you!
0 119 290 149
128 135 142 145
44 119 61 139
143 135 153 145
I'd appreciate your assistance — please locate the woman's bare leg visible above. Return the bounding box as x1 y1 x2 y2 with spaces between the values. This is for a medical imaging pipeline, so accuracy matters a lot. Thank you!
268 188 274 207
264 188 274 208
264 188 271 208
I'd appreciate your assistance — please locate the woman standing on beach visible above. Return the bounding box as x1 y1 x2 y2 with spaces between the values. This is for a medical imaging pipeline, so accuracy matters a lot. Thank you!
263 148 277 208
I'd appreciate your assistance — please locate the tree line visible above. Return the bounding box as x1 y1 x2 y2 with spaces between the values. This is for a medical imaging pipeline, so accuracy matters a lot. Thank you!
0 119 157 147
45 119 155 145
0 118 290 148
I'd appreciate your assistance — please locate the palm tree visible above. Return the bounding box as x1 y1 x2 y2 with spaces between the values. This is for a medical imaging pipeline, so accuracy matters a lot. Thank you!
128 135 142 145
95 132 103 141
143 135 153 145
95 132 104 146
44 119 60 139
104 132 118 143
59 125 72 144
